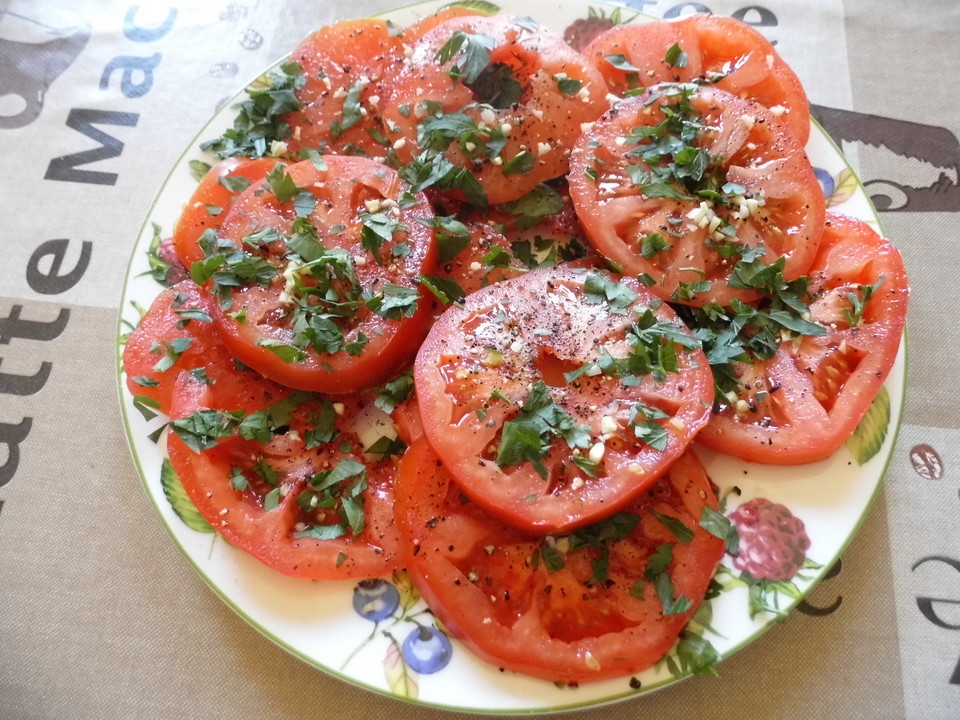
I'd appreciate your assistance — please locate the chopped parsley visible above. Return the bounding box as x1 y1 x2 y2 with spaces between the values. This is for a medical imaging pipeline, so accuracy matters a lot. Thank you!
200 61 305 158
496 381 591 479
294 459 368 539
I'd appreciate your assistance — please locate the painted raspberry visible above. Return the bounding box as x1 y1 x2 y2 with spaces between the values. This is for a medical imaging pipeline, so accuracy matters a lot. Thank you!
728 498 811 581
563 16 614 52
158 236 190 284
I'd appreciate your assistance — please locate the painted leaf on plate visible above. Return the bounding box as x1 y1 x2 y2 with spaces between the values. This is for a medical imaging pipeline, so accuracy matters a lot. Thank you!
385 634 419 698
161 458 214 533
826 168 858 207
392 569 421 611
845 386 890 464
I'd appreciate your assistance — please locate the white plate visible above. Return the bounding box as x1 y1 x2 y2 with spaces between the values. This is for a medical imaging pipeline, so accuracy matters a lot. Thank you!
116 0 906 712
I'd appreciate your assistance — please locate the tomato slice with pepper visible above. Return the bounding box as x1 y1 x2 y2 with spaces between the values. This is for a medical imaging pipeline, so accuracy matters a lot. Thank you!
282 19 405 158
166 349 404 580
568 84 824 307
192 155 437 393
395 440 725 682
413 265 714 533
695 213 908 464
173 157 282 268
583 15 810 145
402 6 493 44
123 280 228 415
381 15 608 205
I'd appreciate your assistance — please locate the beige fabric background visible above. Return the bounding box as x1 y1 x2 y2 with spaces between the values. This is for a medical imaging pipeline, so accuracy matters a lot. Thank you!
1 0 957 718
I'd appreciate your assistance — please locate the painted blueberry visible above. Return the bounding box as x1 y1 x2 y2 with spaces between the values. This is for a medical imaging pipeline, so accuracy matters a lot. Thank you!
402 625 453 674
813 167 835 197
351 579 400 622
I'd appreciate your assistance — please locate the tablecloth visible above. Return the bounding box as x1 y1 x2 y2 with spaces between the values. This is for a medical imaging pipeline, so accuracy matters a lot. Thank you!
1 0 957 718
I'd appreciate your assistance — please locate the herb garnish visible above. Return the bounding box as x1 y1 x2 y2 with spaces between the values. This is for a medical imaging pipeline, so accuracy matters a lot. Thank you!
496 381 591 479
200 62 305 158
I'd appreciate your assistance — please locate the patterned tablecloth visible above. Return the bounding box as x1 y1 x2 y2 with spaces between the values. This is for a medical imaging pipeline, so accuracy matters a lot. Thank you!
1 0 957 718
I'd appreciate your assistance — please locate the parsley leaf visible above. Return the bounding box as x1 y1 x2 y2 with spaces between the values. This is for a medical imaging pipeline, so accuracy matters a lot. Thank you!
502 150 535 176
471 63 523 108
420 275 467 306
151 337 192 373
436 31 495 84
496 381 591 479
664 43 688 68
295 458 368 538
266 163 298 203
200 62 305 158
700 505 740 555
366 284 419 319
605 54 641 72
498 184 565 230
582 272 638 314
374 371 414 414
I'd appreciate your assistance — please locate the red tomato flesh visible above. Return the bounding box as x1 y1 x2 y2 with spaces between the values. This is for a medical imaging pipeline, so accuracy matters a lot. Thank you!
195 155 438 393
123 280 227 415
583 15 810 144
173 157 282 268
696 213 908 464
167 350 404 580
568 84 824 307
395 440 724 682
414 265 714 533
382 15 609 205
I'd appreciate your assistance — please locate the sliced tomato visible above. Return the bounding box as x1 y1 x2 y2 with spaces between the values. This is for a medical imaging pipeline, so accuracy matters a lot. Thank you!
583 15 810 145
439 182 595 295
414 265 714 533
123 280 228 414
436 215 522 295
403 6 493 45
395 440 725 682
173 157 282 268
282 19 405 158
381 15 608 205
568 84 824 307
167 351 404 580
197 156 437 393
696 213 908 464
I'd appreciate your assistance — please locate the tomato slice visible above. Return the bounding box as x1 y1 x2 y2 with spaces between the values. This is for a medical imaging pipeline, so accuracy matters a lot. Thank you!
403 6 493 44
194 156 437 393
568 84 824 307
395 440 725 682
282 19 405 158
584 17 809 145
413 265 714 533
123 280 228 415
381 15 608 205
166 350 404 580
695 213 908 464
173 157 282 268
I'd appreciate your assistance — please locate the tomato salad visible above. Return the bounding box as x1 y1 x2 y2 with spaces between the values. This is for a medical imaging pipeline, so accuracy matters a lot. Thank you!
124 9 907 684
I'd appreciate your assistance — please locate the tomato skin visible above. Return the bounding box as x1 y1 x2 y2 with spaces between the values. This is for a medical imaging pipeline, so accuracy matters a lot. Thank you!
395 440 724 683
282 19 405 158
403 6 492 44
167 356 403 580
173 157 282 268
122 281 227 415
697 213 908 464
381 15 609 205
568 85 824 307
583 15 810 145
206 155 438 393
414 265 714 533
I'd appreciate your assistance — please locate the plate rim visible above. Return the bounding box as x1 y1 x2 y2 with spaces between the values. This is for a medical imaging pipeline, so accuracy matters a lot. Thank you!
113 0 909 712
